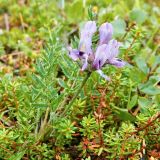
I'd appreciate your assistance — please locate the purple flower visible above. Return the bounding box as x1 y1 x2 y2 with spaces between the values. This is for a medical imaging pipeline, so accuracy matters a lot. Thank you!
68 21 126 80
93 40 125 69
99 22 113 45
92 44 109 70
69 21 96 71
79 21 96 55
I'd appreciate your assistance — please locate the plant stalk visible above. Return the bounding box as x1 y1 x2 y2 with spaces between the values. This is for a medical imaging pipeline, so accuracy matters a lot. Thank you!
61 72 91 116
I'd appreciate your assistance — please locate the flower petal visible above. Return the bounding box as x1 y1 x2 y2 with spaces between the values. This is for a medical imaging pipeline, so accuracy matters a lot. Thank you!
108 40 122 59
79 21 96 55
83 21 97 34
108 58 126 68
68 47 80 61
93 44 109 70
99 22 113 45
96 69 110 81
81 54 88 71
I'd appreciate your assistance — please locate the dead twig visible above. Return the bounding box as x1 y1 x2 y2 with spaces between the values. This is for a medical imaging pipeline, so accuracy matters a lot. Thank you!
4 13 9 31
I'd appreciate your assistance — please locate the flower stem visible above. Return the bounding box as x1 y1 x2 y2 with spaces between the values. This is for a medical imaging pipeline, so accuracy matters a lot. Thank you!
61 72 91 117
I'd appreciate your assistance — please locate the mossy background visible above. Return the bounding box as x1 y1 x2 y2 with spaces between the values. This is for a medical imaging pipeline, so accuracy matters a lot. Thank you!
0 0 160 159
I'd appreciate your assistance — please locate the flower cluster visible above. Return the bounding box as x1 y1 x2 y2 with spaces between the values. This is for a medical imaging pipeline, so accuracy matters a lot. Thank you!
68 21 126 80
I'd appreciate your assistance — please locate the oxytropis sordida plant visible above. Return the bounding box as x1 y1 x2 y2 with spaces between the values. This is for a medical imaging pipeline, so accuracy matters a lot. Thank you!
65 21 126 114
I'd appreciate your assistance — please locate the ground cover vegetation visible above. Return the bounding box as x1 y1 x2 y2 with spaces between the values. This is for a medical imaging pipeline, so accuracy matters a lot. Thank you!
0 0 160 159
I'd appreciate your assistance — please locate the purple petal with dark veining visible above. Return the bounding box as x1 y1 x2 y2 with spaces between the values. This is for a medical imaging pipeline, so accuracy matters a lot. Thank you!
93 44 109 70
92 39 124 70
79 21 96 55
68 47 80 61
81 54 88 71
99 22 113 45
108 58 126 68
107 39 122 60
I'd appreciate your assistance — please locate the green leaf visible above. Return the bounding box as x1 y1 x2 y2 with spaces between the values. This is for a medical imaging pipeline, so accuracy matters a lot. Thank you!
128 95 138 109
58 78 68 88
129 8 147 24
32 74 46 88
113 106 136 122
111 19 126 37
149 76 160 84
32 103 48 108
35 59 46 77
98 147 104 156
8 151 26 160
135 57 149 74
138 97 152 113
129 67 146 83
139 80 160 95
139 85 160 95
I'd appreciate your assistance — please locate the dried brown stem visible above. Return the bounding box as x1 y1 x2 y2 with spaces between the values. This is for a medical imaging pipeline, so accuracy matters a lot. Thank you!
4 13 9 31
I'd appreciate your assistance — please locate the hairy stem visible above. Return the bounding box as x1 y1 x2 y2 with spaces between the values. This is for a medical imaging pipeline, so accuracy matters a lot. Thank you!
56 71 80 112
61 72 91 117
37 107 50 141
